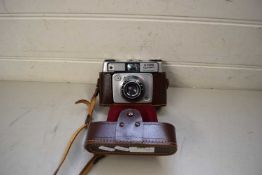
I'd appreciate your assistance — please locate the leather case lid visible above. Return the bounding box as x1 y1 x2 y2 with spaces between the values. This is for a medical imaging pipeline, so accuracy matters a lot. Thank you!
85 109 177 155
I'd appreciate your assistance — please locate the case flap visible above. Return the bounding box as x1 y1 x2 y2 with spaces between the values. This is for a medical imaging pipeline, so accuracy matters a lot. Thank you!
116 109 143 142
85 121 177 155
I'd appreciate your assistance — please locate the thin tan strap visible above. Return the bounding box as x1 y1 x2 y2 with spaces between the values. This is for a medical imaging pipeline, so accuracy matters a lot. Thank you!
79 155 105 175
75 81 99 124
54 81 105 175
53 124 87 175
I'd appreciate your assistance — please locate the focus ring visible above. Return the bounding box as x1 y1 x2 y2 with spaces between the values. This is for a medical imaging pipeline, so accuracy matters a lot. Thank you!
121 78 144 101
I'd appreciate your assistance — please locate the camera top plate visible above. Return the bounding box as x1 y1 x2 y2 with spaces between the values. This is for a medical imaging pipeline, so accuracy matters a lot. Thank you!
102 59 163 73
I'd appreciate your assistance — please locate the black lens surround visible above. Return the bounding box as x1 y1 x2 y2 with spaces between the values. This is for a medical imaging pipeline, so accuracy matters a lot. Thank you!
121 76 144 101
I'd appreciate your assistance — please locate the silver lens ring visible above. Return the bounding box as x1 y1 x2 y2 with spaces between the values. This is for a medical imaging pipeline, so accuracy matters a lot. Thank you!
121 76 144 101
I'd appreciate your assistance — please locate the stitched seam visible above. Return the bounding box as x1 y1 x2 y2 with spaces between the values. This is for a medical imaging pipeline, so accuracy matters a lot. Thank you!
88 139 176 144
89 136 173 140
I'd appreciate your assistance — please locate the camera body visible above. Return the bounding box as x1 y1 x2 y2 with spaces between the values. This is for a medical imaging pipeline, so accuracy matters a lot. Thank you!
99 59 169 106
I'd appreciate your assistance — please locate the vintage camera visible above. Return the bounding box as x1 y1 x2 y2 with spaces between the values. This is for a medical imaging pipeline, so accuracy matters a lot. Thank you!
99 59 169 106
54 59 176 175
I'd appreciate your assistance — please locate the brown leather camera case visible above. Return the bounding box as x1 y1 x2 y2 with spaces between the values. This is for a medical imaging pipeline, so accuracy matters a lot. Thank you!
85 109 177 155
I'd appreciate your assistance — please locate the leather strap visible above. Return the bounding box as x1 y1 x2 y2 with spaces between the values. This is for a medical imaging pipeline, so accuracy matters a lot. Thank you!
53 124 87 175
79 155 105 175
54 80 105 175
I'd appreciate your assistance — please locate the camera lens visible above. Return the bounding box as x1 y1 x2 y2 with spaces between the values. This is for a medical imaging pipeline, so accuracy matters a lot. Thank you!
125 82 139 97
121 76 144 101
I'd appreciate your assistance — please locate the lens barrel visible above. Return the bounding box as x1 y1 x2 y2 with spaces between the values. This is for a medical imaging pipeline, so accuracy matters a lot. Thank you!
121 76 144 101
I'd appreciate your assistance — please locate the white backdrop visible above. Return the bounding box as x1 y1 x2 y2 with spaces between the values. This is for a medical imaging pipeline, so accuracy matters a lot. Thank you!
0 0 262 90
